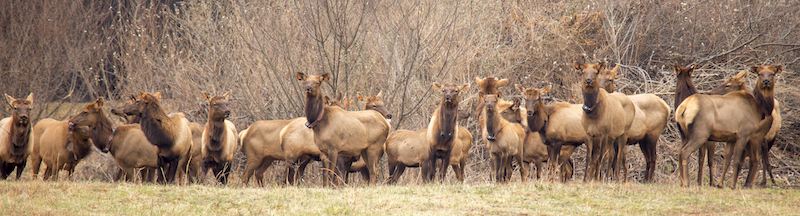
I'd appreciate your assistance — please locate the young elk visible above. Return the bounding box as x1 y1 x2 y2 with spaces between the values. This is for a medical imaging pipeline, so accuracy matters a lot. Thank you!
200 92 239 185
598 64 671 183
676 65 780 188
422 82 469 182
575 60 635 182
0 93 34 180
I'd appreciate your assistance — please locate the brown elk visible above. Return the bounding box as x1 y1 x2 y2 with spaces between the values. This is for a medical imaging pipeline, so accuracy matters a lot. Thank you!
30 98 114 180
200 92 239 185
340 92 392 184
676 65 780 188
297 72 387 186
102 124 159 182
423 82 469 182
125 91 194 183
707 70 783 186
241 119 292 186
598 64 671 183
673 62 717 185
111 94 141 124
184 122 204 183
475 78 526 183
0 93 34 180
517 85 585 181
386 126 472 184
576 60 635 182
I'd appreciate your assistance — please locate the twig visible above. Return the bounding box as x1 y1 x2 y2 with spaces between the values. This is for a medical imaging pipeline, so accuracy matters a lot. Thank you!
696 34 763 65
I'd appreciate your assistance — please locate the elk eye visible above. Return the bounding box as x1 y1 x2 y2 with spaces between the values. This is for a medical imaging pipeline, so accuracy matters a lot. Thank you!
726 85 730 88
373 105 377 108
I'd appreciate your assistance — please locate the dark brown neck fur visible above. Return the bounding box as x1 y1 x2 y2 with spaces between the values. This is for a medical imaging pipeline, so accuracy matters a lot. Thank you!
674 74 699 109
752 86 774 119
8 115 31 155
205 118 226 151
435 98 459 145
140 102 176 148
305 93 325 125
526 100 548 134
582 87 601 117
91 109 115 150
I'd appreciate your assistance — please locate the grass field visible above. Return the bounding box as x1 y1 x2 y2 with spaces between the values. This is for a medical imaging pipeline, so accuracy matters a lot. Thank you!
2 181 797 215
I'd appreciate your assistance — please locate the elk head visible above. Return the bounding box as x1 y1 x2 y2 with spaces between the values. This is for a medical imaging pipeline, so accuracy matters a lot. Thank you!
358 90 392 123
297 72 330 98
203 91 232 121
5 93 33 125
751 65 781 91
575 60 607 113
598 64 619 92
709 70 747 95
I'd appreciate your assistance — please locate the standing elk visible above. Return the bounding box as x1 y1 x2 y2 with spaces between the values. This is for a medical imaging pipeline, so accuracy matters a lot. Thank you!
422 82 470 182
386 126 472 184
124 91 194 183
0 93 34 180
676 65 780 188
672 63 717 186
200 92 239 185
598 64 671 183
516 85 583 181
241 119 292 186
30 98 114 180
575 60 635 182
474 78 526 183
297 72 387 186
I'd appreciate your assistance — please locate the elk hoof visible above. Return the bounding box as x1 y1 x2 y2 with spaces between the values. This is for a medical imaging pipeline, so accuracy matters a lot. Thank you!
486 135 496 141
582 105 593 113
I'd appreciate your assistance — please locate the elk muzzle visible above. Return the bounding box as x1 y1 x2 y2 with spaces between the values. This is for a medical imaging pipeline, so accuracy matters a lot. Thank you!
585 79 593 84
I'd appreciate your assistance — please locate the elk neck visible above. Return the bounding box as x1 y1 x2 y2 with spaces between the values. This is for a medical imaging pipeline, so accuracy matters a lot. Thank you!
139 103 176 147
435 98 459 145
526 100 548 134
674 74 699 108
7 117 31 156
205 117 227 151
752 83 775 119
91 109 115 150
582 87 605 116
304 92 326 128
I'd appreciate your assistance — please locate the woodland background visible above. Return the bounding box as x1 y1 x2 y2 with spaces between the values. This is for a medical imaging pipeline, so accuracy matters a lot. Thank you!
1 0 798 185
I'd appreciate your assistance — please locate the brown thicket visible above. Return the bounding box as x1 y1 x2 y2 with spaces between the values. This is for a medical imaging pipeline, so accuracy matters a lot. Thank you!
2 0 798 185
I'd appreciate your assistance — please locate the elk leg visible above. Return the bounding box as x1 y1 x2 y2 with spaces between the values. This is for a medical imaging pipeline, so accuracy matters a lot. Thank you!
29 153 42 180
762 138 775 186
438 151 451 182
705 142 716 186
516 155 527 183
725 138 750 189
14 161 26 180
387 161 397 183
520 161 531 182
639 135 657 183
390 164 407 184
254 158 273 187
451 164 463 183
679 129 710 187
697 143 707 185
0 162 11 179
43 166 53 181
548 142 562 181
743 141 761 189
241 156 261 186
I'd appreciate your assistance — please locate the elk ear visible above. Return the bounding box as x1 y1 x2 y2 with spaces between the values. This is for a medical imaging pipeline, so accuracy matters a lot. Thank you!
95 98 104 107
610 64 620 78
153 92 162 100
597 61 607 72
139 90 146 99
574 61 583 71
687 64 695 75
129 94 137 102
544 84 551 93
432 82 442 91
734 70 747 80
512 98 521 110
202 91 210 100
320 73 330 82
515 84 524 95
750 66 759 74
357 92 365 101
460 83 469 91
26 93 34 104
323 96 331 105
4 94 14 106
496 79 509 88
376 90 383 98
223 91 232 100
673 62 681 75
474 77 483 87
348 99 353 107
775 65 782 74
296 72 306 81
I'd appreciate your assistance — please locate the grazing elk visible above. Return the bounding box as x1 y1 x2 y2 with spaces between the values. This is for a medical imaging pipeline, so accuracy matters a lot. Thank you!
30 98 114 180
386 126 473 184
200 92 239 185
598 64 671 183
0 93 34 180
125 91 194 183
423 82 469 182
676 65 780 188
575 60 635 182
673 62 717 186
297 72 387 186
517 85 585 181
474 78 526 183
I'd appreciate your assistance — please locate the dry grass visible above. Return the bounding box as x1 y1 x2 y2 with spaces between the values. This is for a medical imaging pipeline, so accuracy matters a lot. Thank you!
2 181 798 215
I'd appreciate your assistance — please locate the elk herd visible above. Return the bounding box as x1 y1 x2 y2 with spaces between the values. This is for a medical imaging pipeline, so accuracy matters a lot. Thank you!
0 61 783 189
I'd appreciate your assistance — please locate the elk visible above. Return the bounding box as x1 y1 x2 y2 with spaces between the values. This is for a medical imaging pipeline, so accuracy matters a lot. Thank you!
423 82 469 182
386 126 472 184
516 85 584 181
598 64 671 183
474 78 525 183
0 93 34 180
102 124 159 182
241 119 292 186
184 121 204 183
707 70 783 186
30 98 114 180
297 72 387 186
125 91 194 183
676 65 780 188
200 92 239 185
575 60 635 182
673 62 717 185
